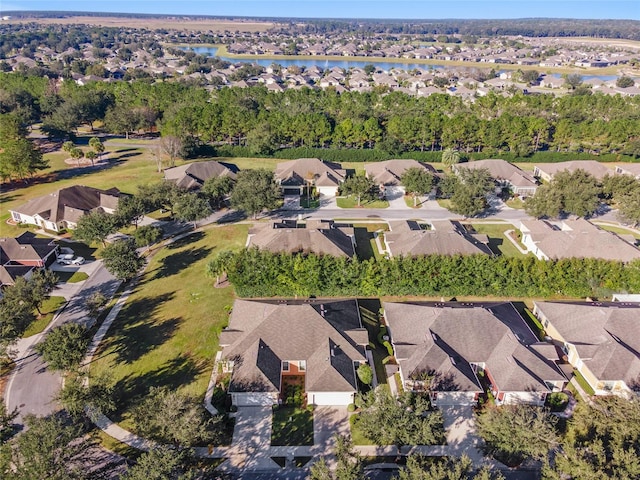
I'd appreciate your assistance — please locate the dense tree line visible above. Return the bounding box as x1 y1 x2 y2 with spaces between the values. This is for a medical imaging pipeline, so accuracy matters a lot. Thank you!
2 73 639 161
207 248 638 298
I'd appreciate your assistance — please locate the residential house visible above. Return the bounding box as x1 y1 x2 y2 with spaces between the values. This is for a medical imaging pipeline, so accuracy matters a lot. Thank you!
385 220 492 257
454 159 538 197
533 301 640 397
9 186 121 232
219 299 368 406
364 159 437 196
0 232 60 287
163 160 236 190
615 164 640 179
247 220 355 257
384 301 566 406
519 218 640 262
533 161 612 182
274 158 346 197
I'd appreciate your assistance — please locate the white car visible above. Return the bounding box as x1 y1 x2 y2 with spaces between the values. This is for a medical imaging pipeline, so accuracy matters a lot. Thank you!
57 254 74 264
71 256 85 265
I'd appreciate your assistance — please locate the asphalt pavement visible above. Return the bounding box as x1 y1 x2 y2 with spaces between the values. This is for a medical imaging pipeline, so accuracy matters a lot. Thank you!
5 261 121 424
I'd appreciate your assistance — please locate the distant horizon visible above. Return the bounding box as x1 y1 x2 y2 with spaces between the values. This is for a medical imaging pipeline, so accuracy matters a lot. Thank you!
2 1 639 21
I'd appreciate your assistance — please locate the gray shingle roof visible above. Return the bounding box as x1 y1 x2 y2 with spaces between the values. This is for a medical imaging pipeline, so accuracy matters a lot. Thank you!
222 299 367 394
386 220 492 257
385 301 565 394
455 159 537 191
520 219 640 262
534 301 640 386
0 232 57 264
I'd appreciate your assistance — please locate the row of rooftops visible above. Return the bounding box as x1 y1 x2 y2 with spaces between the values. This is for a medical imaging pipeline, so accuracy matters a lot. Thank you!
219 298 640 399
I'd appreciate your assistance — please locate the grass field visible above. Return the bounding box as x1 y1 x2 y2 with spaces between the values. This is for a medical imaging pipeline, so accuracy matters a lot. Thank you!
271 407 314 446
23 296 66 338
468 223 526 257
337 197 389 209
349 414 375 446
90 224 248 427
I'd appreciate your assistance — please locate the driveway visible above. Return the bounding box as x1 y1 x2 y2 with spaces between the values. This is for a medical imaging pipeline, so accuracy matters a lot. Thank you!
313 406 349 446
439 405 484 462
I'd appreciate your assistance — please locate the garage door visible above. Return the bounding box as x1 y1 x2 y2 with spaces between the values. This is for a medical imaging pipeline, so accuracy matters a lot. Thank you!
232 392 276 406
308 391 354 406
282 187 301 196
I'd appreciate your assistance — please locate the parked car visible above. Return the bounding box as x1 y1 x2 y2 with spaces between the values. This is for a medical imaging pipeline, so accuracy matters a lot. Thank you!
71 256 85 265
57 254 74 264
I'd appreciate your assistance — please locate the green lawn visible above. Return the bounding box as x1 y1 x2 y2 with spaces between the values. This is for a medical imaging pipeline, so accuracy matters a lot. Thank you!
55 271 89 283
505 197 525 209
404 195 423 208
90 224 248 426
271 407 314 446
469 223 526 257
337 197 389 209
352 223 389 261
23 296 66 338
349 414 375 446
596 224 640 240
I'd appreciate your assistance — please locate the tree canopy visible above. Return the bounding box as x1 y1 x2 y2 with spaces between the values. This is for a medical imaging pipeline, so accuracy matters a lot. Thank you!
525 169 600 218
101 239 145 281
230 168 280 218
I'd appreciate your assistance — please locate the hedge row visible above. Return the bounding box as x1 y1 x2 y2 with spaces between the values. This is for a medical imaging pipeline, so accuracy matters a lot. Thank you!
211 145 637 164
211 248 639 299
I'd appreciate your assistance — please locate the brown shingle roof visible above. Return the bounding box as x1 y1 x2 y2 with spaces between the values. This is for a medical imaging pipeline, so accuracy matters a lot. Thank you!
455 159 537 191
248 220 355 257
534 301 640 386
365 159 437 186
222 299 366 394
0 232 57 264
386 220 492 257
11 185 120 224
163 160 236 190
275 158 345 187
534 161 612 180
385 301 565 394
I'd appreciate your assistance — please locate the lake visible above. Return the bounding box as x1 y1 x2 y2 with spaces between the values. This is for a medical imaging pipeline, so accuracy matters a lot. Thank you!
182 46 620 81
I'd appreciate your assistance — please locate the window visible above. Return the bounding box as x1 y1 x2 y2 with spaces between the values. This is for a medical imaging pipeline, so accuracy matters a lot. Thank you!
282 361 289 372
299 360 306 372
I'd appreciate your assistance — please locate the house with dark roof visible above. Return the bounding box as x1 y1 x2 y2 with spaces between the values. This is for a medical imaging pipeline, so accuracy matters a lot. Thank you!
384 301 566 406
0 232 59 287
533 161 612 182
247 220 355 257
454 159 538 197
9 185 121 232
163 160 236 190
274 158 346 197
519 219 640 262
219 299 368 406
533 301 640 397
385 220 492 257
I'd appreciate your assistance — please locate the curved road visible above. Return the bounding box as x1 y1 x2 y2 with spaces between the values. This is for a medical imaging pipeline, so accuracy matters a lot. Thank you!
5 261 121 424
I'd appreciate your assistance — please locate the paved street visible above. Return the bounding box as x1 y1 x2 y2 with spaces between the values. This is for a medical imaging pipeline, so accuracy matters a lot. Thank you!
5 261 121 424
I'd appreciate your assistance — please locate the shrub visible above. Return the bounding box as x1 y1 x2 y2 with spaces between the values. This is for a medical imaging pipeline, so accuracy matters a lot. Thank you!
382 341 394 356
547 392 569 412
347 403 356 412
357 364 374 385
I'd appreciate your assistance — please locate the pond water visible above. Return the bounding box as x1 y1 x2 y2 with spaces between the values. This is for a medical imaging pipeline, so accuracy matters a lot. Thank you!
182 46 621 81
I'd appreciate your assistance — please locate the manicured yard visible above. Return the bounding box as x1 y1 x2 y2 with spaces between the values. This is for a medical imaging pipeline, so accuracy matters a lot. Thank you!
505 197 525 209
271 407 314 446
468 223 526 257
55 271 89 283
23 296 66 337
337 197 389 209
352 223 389 261
90 224 248 428
404 195 423 208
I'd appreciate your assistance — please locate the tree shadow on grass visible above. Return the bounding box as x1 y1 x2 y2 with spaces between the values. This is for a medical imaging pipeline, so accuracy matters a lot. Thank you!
165 230 205 250
115 355 201 410
153 245 212 280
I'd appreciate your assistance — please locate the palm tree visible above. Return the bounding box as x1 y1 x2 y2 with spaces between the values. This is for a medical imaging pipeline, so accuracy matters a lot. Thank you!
441 148 461 170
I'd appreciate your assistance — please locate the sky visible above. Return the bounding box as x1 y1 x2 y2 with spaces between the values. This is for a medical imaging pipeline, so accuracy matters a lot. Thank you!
1 1 639 20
